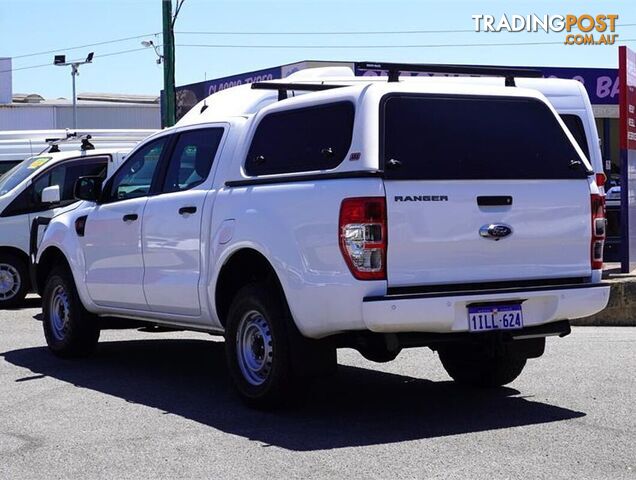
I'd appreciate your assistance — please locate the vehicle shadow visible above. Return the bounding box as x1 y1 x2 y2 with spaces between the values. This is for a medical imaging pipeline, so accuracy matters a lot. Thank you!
2 338 585 451
2 297 41 311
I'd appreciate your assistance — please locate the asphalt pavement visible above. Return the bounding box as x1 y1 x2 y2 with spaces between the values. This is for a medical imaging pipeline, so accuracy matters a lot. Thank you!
0 297 634 479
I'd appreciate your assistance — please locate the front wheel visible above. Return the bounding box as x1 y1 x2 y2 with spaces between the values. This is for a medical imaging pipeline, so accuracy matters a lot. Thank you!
225 283 296 408
438 342 527 387
0 254 29 308
42 266 100 357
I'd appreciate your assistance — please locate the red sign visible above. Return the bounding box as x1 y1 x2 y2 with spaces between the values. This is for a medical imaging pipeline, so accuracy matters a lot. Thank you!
619 46 636 150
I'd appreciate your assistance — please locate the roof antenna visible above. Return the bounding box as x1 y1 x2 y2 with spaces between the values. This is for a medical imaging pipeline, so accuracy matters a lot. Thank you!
200 72 209 114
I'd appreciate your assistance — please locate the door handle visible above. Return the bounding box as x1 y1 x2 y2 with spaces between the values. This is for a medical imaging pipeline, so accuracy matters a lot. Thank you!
477 196 513 206
122 213 138 222
179 206 197 215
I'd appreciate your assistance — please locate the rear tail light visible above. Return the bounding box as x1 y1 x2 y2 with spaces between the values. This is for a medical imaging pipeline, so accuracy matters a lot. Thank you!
339 197 387 280
591 193 606 270
595 173 607 188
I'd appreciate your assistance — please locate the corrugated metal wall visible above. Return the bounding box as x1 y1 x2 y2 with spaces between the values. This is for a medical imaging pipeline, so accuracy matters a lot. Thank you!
0 106 56 130
0 104 160 130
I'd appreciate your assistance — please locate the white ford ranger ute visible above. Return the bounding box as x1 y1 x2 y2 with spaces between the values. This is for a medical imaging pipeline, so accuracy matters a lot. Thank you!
33 64 611 407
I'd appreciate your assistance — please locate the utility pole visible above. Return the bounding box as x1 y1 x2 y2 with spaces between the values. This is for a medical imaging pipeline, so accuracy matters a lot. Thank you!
162 0 177 127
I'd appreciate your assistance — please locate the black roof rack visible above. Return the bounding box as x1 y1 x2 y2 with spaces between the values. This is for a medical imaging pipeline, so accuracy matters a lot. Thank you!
356 62 543 86
41 131 95 154
251 82 350 100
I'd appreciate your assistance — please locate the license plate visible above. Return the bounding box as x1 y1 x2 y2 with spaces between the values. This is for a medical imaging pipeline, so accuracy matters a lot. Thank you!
468 304 523 332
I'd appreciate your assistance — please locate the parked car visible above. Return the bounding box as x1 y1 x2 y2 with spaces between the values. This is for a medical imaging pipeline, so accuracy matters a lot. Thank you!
604 181 622 262
605 185 621 204
0 147 129 307
34 65 610 407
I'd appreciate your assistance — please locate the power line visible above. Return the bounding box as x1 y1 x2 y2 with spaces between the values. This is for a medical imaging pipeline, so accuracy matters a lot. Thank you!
11 33 160 59
7 24 636 60
175 23 636 35
5 37 635 74
97 46 160 59
0 46 161 73
176 38 636 49
176 28 475 35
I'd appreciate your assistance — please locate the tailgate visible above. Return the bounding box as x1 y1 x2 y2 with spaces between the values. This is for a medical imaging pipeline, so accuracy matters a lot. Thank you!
385 180 590 286
380 92 593 288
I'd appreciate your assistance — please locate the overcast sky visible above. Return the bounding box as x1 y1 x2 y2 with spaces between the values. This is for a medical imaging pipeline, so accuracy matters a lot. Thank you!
1 0 635 98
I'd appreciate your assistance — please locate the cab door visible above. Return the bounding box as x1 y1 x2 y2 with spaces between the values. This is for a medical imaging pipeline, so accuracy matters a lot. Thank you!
142 127 225 316
83 137 169 310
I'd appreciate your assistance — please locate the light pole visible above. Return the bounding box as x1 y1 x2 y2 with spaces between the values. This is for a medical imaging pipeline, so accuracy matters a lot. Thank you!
53 52 94 129
141 40 163 64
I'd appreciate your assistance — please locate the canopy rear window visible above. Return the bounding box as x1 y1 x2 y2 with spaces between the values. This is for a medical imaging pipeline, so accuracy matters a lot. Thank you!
245 101 354 176
381 94 589 180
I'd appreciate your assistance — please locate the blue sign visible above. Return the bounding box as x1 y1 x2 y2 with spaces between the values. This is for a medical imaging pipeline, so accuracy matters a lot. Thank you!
540 66 619 105
175 66 282 120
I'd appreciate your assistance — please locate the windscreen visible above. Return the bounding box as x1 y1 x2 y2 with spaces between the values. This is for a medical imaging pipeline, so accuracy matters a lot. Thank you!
381 94 589 180
0 156 52 196
560 114 590 160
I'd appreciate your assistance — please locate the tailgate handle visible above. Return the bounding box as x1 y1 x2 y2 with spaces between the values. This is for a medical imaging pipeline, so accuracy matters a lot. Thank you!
477 196 512 206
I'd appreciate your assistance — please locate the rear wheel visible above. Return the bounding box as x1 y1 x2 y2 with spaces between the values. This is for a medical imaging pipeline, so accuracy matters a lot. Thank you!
0 254 29 308
225 282 298 408
438 342 527 387
42 266 100 357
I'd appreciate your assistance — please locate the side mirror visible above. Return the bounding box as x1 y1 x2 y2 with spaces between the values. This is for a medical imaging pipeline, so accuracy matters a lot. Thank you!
41 185 61 204
74 176 103 202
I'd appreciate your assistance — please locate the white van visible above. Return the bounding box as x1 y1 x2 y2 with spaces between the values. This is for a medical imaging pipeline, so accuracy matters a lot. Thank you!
0 129 155 176
0 148 129 307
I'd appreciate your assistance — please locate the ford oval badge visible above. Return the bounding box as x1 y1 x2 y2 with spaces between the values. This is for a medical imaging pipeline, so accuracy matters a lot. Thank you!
479 223 513 241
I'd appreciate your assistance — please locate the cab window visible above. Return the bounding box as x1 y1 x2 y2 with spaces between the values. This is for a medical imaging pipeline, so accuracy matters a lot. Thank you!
106 137 167 201
0 157 108 217
162 128 224 193
31 159 107 205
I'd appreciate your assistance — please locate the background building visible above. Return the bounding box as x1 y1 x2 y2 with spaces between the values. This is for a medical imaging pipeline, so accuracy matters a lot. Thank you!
0 57 161 130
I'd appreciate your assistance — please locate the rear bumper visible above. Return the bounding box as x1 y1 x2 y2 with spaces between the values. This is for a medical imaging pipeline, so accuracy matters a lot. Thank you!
362 282 610 334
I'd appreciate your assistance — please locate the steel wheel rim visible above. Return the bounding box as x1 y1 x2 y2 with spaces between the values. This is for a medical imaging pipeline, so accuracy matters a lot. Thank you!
236 310 273 386
49 285 71 341
0 263 21 300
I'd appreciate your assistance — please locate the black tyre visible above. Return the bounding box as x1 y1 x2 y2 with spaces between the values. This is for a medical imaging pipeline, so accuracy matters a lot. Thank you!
357 342 401 363
225 282 297 408
0 253 29 308
359 347 400 363
42 266 100 358
438 342 527 388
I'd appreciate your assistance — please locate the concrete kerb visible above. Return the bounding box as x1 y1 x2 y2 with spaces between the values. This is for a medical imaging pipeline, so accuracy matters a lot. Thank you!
572 265 636 326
